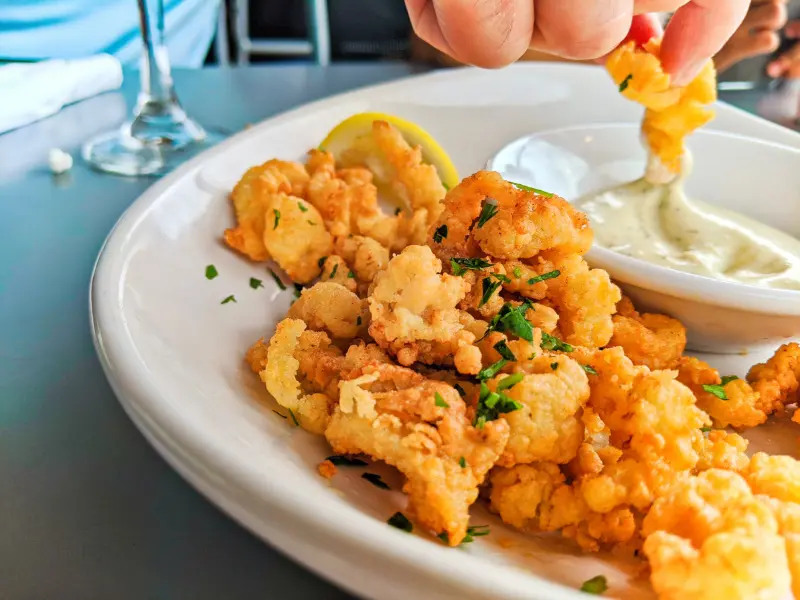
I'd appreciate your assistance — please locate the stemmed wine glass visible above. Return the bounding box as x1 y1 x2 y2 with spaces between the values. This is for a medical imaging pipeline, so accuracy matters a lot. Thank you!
82 0 225 176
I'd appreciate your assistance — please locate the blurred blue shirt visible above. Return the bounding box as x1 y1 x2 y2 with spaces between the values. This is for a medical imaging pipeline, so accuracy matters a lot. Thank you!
0 0 219 67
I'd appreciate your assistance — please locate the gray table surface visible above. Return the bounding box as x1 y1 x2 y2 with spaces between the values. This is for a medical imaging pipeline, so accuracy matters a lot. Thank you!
0 63 794 600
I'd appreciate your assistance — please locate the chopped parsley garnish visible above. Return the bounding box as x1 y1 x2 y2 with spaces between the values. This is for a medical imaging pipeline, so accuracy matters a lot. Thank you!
347 271 355 279
454 383 466 397
479 277 502 307
493 340 517 361
512 266 522 278
318 256 327 269
581 364 598 375
476 201 499 228
329 264 339 279
474 381 523 428
541 332 573 353
619 73 633 92
288 409 299 426
268 268 286 290
326 455 368 466
297 201 309 212
307 220 316 226
434 392 450 408
551 362 559 371
702 376 738 400
459 456 467 468
394 207 402 216
484 301 534 342
362 472 390 490
477 359 508 381
581 575 608 595
293 283 303 298
205 264 218 280
272 410 287 419
433 224 448 243
700 426 712 433
387 512 412 532
249 277 263 289
492 272 512 283
450 257 493 276
273 208 280 229
508 180 554 198
442 182 450 191
496 372 523 391
438 524 489 545
527 270 560 285
221 295 236 304
356 316 362 326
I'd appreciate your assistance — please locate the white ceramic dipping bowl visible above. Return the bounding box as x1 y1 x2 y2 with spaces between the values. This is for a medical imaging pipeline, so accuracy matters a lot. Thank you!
489 124 800 354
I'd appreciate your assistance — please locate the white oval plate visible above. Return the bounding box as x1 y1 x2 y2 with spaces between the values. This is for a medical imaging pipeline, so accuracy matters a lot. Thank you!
91 65 800 600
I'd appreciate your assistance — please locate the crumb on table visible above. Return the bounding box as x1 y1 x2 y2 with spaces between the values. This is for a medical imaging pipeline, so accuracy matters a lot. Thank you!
318 459 337 479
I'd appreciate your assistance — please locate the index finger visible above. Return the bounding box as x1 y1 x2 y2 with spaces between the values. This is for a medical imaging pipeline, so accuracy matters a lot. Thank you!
660 0 750 85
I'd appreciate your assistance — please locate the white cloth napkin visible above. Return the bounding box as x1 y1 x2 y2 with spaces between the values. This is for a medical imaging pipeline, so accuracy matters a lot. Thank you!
0 54 123 135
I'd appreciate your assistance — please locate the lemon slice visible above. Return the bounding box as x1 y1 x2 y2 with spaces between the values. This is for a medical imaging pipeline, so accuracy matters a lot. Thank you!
319 112 459 190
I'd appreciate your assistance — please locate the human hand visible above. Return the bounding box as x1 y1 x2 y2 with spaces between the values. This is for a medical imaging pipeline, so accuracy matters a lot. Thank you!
714 0 788 73
767 19 800 78
406 0 749 84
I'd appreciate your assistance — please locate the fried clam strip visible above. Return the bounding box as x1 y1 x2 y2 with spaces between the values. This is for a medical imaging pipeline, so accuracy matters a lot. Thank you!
334 235 390 285
319 255 358 293
325 362 509 545
496 355 591 467
607 297 686 370
747 342 800 417
367 245 482 374
288 282 369 340
525 252 621 349
695 430 750 474
642 469 790 600
224 159 310 262
676 356 766 429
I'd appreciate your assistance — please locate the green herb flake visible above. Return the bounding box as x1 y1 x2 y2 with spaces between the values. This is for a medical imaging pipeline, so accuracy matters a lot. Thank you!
721 375 739 385
496 372 523 391
205 264 218 280
477 359 508 381
702 384 728 400
288 409 299 427
347 271 355 279
273 208 281 229
433 224 448 244
438 532 450 544
307 220 316 226
454 383 466 397
581 364 598 376
493 340 517 361
619 73 633 93
388 512 413 532
508 180 554 198
329 264 339 279
297 201 309 212
268 268 287 290
272 410 287 419
512 266 522 278
541 332 573 353
327 455 368 467
318 256 327 269
474 381 523 427
249 277 263 290
462 524 490 544
492 272 512 283
394 207 402 216
362 472 390 490
450 257 493 276
293 283 303 298
476 201 499 228
459 456 467 468
580 575 608 595
527 270 561 285
442 182 450 191
221 295 236 304
700 426 712 433
551 362 559 371
479 277 502 307
434 392 450 408
483 301 534 342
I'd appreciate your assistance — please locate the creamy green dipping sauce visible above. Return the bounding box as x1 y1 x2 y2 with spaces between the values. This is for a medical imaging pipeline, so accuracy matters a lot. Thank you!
576 163 800 291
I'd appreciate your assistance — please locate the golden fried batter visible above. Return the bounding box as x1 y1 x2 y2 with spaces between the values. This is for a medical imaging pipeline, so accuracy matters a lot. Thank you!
288 282 368 340
334 235 390 284
608 297 686 370
747 342 800 416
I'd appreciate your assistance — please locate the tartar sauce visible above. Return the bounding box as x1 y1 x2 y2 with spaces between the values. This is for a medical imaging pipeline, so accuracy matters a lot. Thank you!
576 155 800 290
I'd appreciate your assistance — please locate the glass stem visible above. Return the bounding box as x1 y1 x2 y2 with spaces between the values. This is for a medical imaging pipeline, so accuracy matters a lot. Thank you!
137 0 177 108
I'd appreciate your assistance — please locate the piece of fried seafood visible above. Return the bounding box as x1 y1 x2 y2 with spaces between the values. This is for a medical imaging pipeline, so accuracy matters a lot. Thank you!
695 430 750 474
333 235 390 285
224 159 310 262
607 296 686 370
758 496 800 600
492 354 591 467
367 245 481 374
426 171 592 265
676 356 766 429
642 469 790 600
288 282 369 340
325 362 509 545
319 255 358 293
747 342 800 416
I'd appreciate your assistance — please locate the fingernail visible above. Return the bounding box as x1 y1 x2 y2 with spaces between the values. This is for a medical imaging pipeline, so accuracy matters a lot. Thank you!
672 60 705 86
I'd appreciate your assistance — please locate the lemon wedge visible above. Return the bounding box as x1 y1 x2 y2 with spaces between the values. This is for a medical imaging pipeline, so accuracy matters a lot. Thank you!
319 112 459 190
